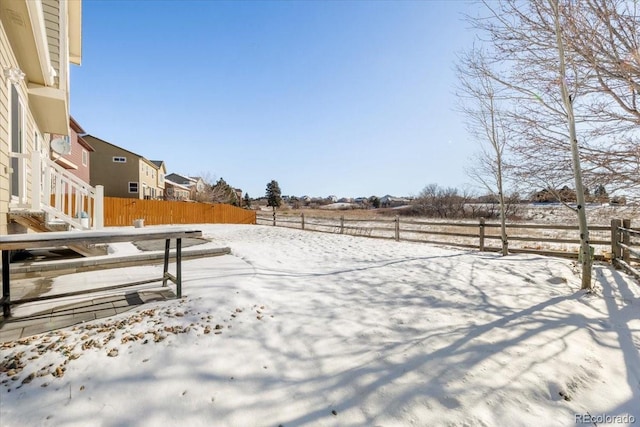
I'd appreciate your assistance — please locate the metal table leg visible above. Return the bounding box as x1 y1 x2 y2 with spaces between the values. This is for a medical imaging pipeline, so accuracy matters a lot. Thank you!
176 238 182 298
162 238 170 287
2 250 11 318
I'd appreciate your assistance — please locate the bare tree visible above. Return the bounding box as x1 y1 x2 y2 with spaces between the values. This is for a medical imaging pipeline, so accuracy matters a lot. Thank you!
412 184 473 219
550 0 592 288
561 0 640 196
469 0 594 289
457 48 511 255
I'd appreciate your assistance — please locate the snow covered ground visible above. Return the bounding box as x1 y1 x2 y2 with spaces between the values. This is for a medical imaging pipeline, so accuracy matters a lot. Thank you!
1 224 639 426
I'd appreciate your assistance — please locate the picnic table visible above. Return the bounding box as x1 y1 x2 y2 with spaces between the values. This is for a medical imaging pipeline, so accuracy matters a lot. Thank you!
0 227 203 317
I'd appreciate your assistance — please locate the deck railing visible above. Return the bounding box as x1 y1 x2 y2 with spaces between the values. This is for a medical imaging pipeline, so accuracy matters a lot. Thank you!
9 151 104 230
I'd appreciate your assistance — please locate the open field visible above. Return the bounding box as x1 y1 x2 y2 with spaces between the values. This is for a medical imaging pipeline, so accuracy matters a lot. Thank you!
258 204 640 259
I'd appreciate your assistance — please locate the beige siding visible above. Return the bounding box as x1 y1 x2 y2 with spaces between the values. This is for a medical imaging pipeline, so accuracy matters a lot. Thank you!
43 0 61 85
157 163 166 190
0 15 42 234
0 22 11 234
140 160 161 199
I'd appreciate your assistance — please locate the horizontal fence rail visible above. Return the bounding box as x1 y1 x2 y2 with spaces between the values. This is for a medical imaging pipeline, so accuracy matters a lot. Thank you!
257 212 638 267
104 198 256 226
612 219 640 279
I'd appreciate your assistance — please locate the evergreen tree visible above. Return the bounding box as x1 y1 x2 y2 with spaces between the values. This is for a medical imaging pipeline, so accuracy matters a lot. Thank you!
243 192 251 208
266 180 283 211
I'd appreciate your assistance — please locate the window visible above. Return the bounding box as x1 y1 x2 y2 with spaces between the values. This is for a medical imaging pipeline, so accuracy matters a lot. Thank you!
113 156 126 163
128 182 138 193
82 149 88 166
159 173 165 184
10 85 24 198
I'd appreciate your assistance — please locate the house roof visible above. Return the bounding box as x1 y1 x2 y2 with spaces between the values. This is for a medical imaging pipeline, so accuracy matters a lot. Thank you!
164 179 191 191
150 160 165 168
165 173 196 186
70 116 86 134
83 134 144 159
70 117 95 152
77 136 95 152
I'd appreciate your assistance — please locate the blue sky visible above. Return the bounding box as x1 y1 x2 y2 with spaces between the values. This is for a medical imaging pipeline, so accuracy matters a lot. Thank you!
70 0 479 199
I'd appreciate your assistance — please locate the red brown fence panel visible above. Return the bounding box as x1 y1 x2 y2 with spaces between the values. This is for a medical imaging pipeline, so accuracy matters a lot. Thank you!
103 198 256 226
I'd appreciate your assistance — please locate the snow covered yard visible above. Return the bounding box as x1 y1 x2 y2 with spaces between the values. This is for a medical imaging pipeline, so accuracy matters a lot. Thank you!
1 224 639 426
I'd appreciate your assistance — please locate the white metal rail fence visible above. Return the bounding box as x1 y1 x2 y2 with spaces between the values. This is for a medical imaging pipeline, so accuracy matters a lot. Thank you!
257 212 639 269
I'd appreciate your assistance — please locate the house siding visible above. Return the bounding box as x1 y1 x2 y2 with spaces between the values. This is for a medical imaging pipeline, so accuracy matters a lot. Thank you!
157 163 166 191
43 1 61 86
0 20 40 234
0 23 11 235
139 160 159 199
85 135 141 199
52 126 90 183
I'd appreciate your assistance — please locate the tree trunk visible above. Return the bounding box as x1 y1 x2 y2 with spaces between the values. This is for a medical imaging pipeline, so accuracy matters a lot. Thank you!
550 0 592 290
490 95 509 256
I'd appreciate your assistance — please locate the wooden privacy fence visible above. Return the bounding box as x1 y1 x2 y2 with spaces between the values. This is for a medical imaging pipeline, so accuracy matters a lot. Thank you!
257 212 640 266
104 198 256 226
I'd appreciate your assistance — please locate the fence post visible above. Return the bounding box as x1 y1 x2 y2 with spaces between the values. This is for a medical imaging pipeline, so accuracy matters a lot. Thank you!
95 185 104 229
611 219 621 267
301 213 305 230
340 216 344 234
479 218 485 251
395 215 400 241
622 218 631 264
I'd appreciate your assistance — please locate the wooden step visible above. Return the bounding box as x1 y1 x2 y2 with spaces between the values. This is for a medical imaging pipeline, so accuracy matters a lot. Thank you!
8 211 51 232
8 211 107 257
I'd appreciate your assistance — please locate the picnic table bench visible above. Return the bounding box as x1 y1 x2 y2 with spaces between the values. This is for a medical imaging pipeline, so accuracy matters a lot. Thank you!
0 227 203 318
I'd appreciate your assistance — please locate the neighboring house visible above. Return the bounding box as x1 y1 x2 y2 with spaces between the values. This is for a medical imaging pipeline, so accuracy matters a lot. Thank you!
0 1 102 235
380 195 410 208
165 173 205 201
164 179 191 201
50 116 94 185
84 135 164 200
150 160 166 199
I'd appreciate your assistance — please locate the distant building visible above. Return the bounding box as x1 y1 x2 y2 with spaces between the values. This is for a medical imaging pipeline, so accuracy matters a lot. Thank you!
380 195 410 208
84 135 164 200
164 179 191 201
164 173 206 201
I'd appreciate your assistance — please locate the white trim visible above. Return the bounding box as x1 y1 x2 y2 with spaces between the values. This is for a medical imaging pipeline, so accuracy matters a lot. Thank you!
9 83 26 203
82 149 88 166
25 0 55 86
128 182 139 193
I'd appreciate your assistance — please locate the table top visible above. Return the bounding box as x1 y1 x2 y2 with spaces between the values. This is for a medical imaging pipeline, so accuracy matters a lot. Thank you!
0 227 203 250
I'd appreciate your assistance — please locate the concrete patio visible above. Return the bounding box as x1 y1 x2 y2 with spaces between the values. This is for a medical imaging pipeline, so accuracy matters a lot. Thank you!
0 289 174 342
